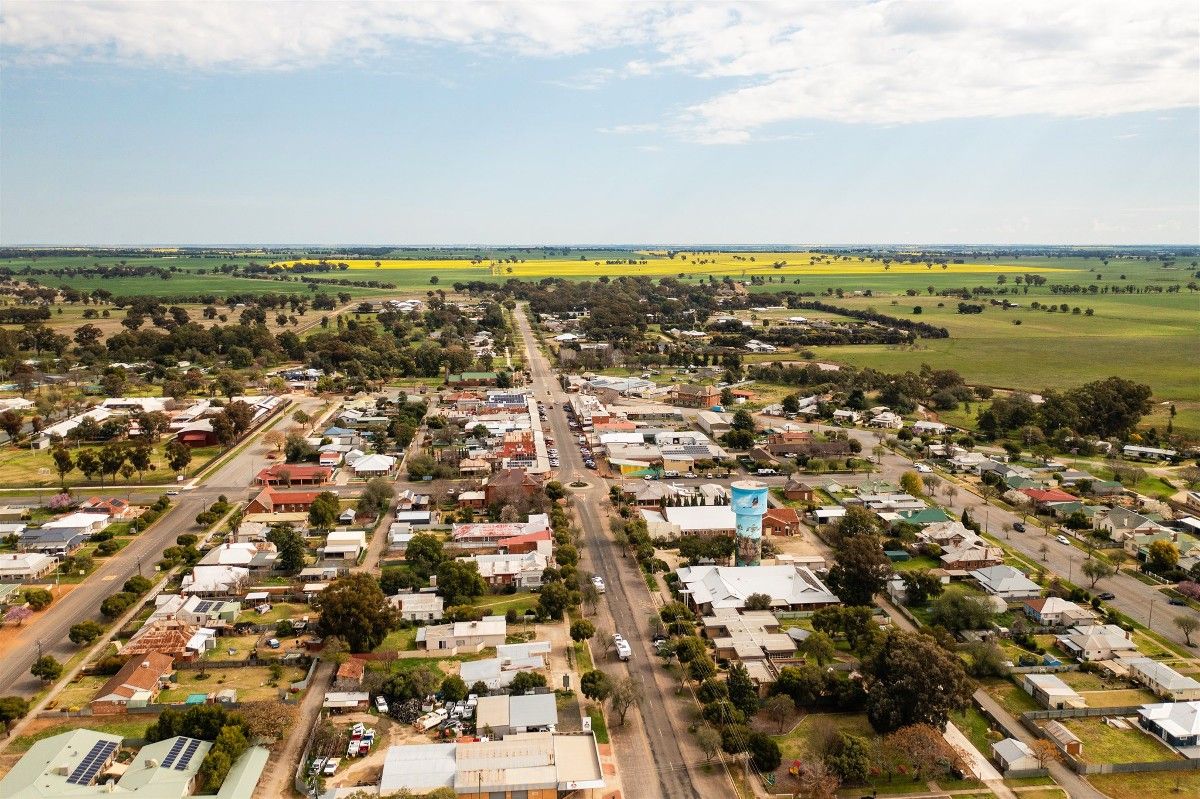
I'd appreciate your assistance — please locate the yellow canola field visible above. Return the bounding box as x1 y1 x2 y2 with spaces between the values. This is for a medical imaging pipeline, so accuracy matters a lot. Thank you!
272 253 1074 278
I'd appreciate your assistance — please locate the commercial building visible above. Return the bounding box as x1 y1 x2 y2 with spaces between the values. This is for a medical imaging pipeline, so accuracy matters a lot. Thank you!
676 564 839 614
379 732 604 797
474 693 559 737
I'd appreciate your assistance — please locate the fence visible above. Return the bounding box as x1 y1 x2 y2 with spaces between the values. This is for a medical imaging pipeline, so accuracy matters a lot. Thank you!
1019 705 1200 775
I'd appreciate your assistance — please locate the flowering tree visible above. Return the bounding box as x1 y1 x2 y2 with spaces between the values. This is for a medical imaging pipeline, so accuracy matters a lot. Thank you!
47 492 74 511
4 606 33 626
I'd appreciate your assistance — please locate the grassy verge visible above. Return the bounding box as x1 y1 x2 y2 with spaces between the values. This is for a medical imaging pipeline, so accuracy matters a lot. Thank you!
587 705 609 744
1088 770 1200 799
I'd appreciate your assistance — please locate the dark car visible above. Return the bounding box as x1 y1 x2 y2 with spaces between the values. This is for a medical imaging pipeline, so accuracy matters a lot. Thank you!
1169 597 1188 606
1098 592 1115 601
1012 522 1027 533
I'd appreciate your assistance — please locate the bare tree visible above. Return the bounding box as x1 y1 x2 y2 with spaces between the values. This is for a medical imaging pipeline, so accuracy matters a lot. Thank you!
609 676 643 725
1174 614 1199 646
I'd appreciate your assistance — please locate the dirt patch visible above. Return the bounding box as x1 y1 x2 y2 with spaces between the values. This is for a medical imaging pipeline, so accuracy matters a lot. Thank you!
0 585 75 658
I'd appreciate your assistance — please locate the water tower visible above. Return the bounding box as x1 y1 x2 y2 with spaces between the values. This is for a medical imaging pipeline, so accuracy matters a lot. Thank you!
730 480 769 566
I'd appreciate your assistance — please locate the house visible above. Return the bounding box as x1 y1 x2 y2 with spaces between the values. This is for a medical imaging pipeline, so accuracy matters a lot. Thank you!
763 508 802 537
939 541 1005 571
1023 597 1094 627
122 620 201 660
1019 487 1078 507
703 607 796 662
868 411 903 429
78 497 134 520
245 488 322 515
475 692 558 737
338 508 356 524
90 652 174 714
457 490 487 509
969 565 1041 600
1123 444 1177 461
417 615 507 654
782 478 815 503
911 420 949 436
460 642 551 691
334 658 366 689
351 453 396 477
673 384 721 408
1055 623 1138 661
1095 506 1165 541
253 463 331 486
675 564 839 614
180 565 249 595
464 551 549 589
483 468 543 504
991 738 1040 773
387 522 413 551
18 526 87 557
379 733 605 797
497 529 553 555
389 592 444 622
0 552 58 581
452 514 550 549
1126 658 1200 701
42 512 110 538
1138 701 1200 748
457 458 491 476
197 541 277 572
1023 673 1085 709
832 409 861 425
0 728 268 799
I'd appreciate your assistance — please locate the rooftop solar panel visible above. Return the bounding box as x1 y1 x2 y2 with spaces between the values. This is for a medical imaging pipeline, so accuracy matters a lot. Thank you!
160 738 186 769
66 740 117 784
175 738 203 770
193 600 214 613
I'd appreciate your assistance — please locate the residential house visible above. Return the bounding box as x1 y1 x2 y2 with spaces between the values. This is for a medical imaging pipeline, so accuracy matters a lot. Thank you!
180 565 249 596
939 540 1005 571
474 693 558 737
673 384 721 408
868 411 903 429
122 620 201 660
1096 506 1167 541
992 738 1040 773
1022 673 1085 709
78 497 134 520
1138 701 1200 747
90 652 174 714
42 512 110 538
334 658 366 690
245 489 322 515
254 464 331 486
703 608 796 663
911 420 949 436
389 592 444 622
0 552 58 581
496 529 553 555
675 564 840 614
1055 623 1138 661
1123 445 1177 461
970 565 1041 600
763 508 802 537
196 541 277 572
483 468 543 504
831 409 861 425
417 615 507 654
1023 597 1094 627
782 479 815 503
1019 488 1078 508
452 514 550 549
350 454 396 478
321 529 367 562
463 551 549 589
457 490 487 510
1126 658 1200 701
18 526 87 557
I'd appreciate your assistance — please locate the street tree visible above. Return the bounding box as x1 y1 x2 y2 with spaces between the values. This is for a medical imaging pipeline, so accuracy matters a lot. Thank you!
570 619 596 643
696 726 723 762
1174 614 1199 646
609 676 642 726
580 670 613 703
1081 559 1115 588
31 655 63 682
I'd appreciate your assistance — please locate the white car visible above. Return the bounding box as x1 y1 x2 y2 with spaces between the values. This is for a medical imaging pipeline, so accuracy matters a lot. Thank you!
915 463 933 473
591 576 606 594
1056 535 1071 545
374 695 389 713
614 636 632 662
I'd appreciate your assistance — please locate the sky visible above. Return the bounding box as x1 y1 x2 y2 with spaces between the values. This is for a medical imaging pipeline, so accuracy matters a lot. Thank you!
1 0 1198 246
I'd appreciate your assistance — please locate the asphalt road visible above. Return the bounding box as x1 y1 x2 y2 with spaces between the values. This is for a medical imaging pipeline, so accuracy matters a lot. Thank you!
0 396 326 698
515 307 701 799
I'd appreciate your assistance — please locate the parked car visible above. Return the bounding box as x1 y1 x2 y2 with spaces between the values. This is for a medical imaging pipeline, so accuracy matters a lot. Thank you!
375 695 389 713
1012 522 1027 533
267 638 281 649
1098 592 1116 601
1168 597 1187 606
591 575 606 593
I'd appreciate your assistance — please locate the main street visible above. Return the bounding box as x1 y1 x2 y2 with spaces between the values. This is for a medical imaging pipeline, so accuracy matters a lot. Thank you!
0 396 326 698
515 307 706 799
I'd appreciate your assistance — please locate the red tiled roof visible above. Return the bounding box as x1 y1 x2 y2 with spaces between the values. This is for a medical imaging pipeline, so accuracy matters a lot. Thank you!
256 464 332 482
336 658 366 681
498 529 553 547
765 508 801 525
1020 488 1077 504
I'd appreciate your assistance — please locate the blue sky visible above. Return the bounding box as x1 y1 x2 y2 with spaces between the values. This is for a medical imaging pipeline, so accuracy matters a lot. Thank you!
2 1 1197 246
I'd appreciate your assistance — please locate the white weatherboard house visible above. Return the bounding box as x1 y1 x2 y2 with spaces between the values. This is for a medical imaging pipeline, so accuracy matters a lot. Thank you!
969 565 1041 600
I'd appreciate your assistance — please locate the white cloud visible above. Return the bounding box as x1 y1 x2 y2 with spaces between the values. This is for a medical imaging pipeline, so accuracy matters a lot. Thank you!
3 0 1196 142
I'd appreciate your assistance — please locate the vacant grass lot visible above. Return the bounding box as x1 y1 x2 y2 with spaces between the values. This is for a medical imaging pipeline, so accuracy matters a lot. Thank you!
1088 770 1200 799
159 665 306 703
1057 718 1181 763
0 442 220 488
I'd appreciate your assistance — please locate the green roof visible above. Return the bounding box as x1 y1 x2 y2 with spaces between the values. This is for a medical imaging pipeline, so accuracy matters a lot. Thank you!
898 508 953 526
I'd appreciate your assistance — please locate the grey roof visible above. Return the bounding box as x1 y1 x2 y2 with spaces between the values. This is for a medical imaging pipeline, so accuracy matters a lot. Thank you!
509 692 558 729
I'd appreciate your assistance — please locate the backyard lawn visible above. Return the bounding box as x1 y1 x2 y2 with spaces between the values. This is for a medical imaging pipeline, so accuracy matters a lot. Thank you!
983 678 1042 716
200 634 266 662
47 675 109 711
375 627 418 653
159 665 306 703
1057 718 1181 763
235 602 311 625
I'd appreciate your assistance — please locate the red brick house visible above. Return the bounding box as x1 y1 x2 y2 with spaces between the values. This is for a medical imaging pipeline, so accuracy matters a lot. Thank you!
484 468 543 505
764 508 802 536
672 384 721 408
254 463 333 487
497 529 553 555
782 479 815 503
79 496 134 520
90 652 174 714
246 488 323 514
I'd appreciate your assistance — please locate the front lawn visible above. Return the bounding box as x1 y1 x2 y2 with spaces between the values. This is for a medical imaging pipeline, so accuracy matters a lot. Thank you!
235 601 310 625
